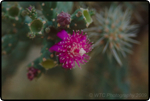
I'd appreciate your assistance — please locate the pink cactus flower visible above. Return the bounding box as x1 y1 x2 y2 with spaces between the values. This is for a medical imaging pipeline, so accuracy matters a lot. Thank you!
49 30 93 69
27 67 38 81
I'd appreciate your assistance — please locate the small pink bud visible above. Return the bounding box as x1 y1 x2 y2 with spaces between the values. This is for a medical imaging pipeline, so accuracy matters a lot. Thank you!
57 12 71 27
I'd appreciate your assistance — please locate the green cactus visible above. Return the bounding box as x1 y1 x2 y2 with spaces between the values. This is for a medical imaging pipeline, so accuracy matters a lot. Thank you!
40 2 57 21
28 57 46 73
1 2 142 99
2 3 142 99
3 3 26 23
26 6 47 38
84 5 139 65
2 1 94 81
27 18 46 37
26 5 37 20
39 40 57 69
19 2 39 9
94 55 129 99
70 8 93 29
81 4 140 99
2 34 19 54
2 41 31 84
82 54 130 99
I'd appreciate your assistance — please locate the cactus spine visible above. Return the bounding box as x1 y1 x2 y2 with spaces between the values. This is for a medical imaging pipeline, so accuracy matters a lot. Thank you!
84 5 139 65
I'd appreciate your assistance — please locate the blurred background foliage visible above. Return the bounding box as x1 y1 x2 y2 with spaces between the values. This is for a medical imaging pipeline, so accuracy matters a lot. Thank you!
1 1 148 99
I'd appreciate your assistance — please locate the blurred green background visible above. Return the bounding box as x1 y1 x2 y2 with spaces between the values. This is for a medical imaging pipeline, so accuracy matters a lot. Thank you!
2 1 148 99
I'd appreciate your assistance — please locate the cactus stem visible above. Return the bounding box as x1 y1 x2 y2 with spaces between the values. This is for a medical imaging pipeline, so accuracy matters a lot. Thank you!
42 58 46 61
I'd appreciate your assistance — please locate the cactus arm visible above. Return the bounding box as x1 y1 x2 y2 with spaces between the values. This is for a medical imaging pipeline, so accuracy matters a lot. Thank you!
39 39 58 70
70 8 93 29
26 6 37 20
40 2 57 21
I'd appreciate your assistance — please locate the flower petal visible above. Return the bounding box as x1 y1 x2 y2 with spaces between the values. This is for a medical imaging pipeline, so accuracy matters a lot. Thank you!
49 44 62 52
57 30 69 40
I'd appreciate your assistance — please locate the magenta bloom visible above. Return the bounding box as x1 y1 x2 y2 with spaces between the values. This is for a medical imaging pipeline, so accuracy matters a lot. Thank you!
27 67 38 81
49 30 93 69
